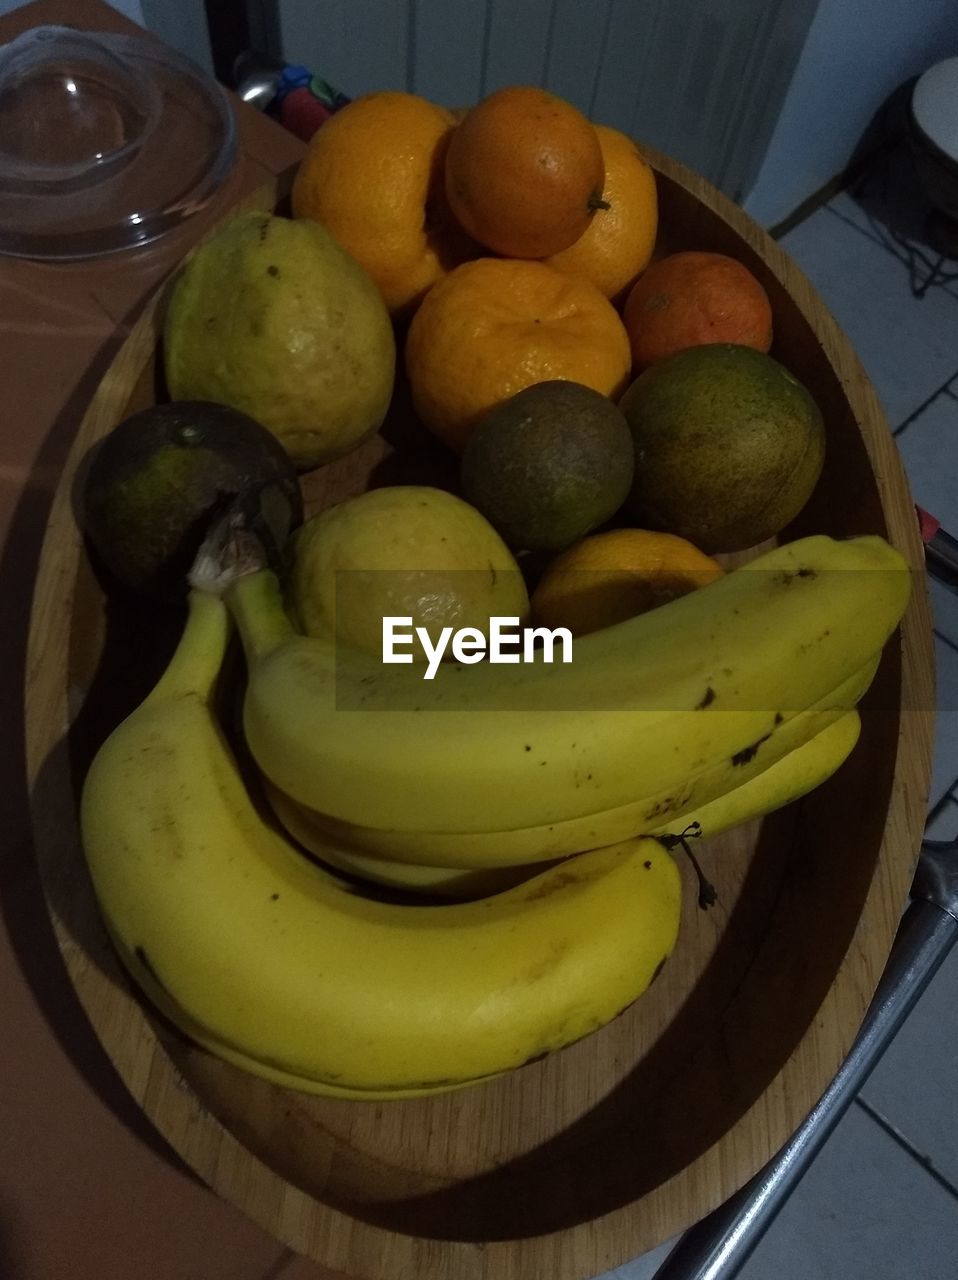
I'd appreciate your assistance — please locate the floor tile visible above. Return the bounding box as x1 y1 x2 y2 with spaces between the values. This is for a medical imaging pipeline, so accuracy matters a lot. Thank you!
858 940 958 1195
896 388 958 536
778 207 958 429
592 1236 678 1280
929 634 958 807
832 143 928 246
827 140 958 302
927 574 958 647
924 793 958 840
735 1103 958 1280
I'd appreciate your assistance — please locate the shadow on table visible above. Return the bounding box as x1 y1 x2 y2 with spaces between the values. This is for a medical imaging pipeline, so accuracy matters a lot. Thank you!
0 339 200 1181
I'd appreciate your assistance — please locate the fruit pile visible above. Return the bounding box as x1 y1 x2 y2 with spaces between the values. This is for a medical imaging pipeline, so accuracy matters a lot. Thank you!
78 85 912 1102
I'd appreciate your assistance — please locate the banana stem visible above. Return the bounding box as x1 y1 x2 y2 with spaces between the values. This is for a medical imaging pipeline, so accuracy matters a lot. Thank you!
184 500 297 663
149 591 232 703
660 826 718 910
226 570 297 662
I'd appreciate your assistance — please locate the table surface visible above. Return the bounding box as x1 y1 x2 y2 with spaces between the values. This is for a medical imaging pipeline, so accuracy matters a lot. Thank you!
0 2 342 1276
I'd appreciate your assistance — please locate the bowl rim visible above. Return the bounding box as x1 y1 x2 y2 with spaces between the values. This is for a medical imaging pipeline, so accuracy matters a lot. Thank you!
23 150 935 1279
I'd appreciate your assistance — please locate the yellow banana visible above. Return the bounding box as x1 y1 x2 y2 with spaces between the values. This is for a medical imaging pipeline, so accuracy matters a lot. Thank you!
267 706 863 899
136 713 861 1098
166 1017 477 1100
80 591 682 1098
229 534 909 835
265 781 549 897
263 653 879 869
650 708 861 841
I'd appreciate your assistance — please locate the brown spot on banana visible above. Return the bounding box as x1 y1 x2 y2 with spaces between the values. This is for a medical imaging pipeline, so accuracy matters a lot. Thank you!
731 732 772 766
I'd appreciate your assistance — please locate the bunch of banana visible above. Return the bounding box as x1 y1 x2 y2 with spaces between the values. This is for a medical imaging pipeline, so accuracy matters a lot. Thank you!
80 591 683 1099
231 533 909 877
267 708 864 898
80 531 910 1097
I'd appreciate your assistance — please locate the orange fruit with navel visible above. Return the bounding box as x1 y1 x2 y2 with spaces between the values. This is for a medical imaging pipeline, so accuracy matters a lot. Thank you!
405 257 632 452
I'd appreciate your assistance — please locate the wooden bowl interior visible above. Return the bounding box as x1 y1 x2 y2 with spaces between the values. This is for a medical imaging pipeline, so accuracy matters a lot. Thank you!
25 155 933 1279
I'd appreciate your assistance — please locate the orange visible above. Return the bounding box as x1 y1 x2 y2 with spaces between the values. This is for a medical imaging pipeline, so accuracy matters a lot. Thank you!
530 528 724 637
623 250 773 370
546 125 658 302
404 257 632 452
291 91 476 316
444 86 607 259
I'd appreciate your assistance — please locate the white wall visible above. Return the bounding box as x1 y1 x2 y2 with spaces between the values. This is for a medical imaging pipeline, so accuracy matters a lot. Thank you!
103 0 144 20
138 0 212 73
744 0 958 226
276 0 817 198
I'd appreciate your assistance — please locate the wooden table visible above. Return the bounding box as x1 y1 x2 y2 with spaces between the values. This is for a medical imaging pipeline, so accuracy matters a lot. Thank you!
0 3 338 1275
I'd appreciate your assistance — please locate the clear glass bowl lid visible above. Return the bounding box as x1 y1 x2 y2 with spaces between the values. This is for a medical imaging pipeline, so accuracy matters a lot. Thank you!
0 25 237 260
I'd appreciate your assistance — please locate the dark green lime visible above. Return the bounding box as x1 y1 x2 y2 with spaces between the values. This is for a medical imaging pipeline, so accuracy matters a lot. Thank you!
460 380 634 551
82 401 303 599
619 344 825 553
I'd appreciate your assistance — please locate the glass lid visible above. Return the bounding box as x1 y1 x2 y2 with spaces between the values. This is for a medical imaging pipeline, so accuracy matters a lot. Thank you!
0 25 237 260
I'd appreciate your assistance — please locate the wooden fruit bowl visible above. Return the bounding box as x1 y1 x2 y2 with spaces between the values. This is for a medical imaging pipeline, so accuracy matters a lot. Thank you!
25 149 934 1280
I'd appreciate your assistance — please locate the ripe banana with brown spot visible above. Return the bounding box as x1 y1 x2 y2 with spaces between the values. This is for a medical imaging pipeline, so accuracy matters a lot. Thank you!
266 707 863 898
650 707 861 842
262 653 878 869
229 535 909 840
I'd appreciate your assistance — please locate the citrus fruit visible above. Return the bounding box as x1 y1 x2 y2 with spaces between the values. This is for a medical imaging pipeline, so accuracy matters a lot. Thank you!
444 85 607 259
288 485 530 660
546 125 658 302
623 250 773 370
531 528 723 637
291 91 477 316
82 401 303 600
461 381 633 551
164 211 396 470
404 257 632 452
619 344 825 553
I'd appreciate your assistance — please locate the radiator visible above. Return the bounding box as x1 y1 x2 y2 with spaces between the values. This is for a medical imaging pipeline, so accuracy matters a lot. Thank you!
275 0 820 200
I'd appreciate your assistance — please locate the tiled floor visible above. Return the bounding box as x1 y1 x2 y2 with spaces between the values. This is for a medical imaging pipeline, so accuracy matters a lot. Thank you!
600 137 958 1280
